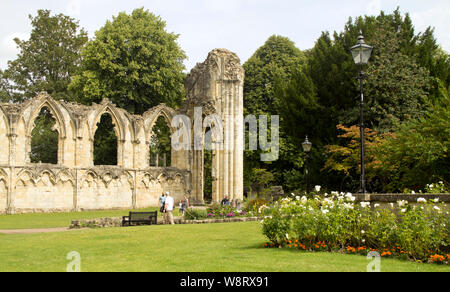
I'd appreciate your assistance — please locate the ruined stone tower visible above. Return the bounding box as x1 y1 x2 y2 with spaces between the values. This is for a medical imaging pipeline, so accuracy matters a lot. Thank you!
184 49 245 204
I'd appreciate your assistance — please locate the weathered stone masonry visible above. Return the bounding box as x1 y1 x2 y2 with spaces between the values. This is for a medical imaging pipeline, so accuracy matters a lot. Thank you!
0 49 244 214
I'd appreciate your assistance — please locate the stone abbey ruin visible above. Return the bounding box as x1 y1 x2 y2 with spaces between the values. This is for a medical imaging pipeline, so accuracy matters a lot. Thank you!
0 49 244 214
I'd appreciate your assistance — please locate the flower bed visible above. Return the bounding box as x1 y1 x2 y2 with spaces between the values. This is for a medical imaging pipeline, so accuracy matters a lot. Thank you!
260 193 449 264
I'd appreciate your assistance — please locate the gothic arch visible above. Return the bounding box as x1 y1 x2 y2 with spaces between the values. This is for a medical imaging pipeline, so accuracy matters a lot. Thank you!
143 104 176 142
89 102 126 142
25 95 68 139
0 106 10 136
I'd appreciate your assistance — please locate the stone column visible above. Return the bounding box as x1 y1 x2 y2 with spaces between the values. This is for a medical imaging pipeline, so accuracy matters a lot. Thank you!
222 89 229 199
228 90 235 200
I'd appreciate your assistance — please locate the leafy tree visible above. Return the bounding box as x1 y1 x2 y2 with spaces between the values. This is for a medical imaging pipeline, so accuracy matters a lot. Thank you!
251 168 275 197
2 10 87 102
372 95 450 192
244 35 305 116
275 68 319 146
243 35 305 190
323 124 388 191
70 8 186 114
362 24 431 130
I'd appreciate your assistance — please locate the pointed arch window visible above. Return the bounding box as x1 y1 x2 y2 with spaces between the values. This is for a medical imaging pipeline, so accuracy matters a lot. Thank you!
149 116 172 167
93 113 118 166
30 106 59 164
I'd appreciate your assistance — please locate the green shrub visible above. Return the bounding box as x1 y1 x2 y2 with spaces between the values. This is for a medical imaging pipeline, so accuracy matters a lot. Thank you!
184 209 208 220
261 193 449 262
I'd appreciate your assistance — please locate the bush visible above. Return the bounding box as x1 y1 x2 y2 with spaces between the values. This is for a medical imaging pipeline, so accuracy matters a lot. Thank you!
245 199 270 214
183 209 208 220
261 194 449 263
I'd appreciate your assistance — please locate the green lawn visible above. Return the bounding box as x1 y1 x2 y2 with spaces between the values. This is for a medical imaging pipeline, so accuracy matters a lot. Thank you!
0 207 182 230
0 221 448 272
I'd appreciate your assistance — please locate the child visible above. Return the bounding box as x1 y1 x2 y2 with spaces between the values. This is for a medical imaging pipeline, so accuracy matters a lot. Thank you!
179 200 184 216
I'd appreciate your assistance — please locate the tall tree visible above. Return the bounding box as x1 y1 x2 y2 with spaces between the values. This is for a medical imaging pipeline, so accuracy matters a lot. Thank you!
243 35 305 190
1 10 88 102
244 35 305 116
362 24 431 130
69 8 186 114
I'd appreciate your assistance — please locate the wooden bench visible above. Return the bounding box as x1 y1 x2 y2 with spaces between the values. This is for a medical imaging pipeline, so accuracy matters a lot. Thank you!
122 211 157 226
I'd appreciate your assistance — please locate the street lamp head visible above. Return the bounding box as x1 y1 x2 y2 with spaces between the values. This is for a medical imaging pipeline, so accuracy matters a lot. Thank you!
350 31 373 65
302 136 312 153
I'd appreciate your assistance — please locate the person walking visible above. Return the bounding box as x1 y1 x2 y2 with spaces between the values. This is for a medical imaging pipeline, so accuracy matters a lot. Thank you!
164 191 175 225
159 192 166 224
181 194 190 216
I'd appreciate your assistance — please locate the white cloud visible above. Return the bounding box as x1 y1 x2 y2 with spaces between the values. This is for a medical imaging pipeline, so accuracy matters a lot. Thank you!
66 0 81 17
366 0 381 16
411 5 450 52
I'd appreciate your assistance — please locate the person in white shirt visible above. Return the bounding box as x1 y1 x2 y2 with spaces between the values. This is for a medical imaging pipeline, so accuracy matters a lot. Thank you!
164 191 175 225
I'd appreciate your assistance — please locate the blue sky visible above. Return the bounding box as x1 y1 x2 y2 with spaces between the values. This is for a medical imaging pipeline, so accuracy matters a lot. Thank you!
1 0 449 71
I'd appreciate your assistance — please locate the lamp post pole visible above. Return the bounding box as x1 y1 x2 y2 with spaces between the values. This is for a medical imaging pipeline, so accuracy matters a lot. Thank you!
302 136 312 195
350 32 372 195
358 64 366 194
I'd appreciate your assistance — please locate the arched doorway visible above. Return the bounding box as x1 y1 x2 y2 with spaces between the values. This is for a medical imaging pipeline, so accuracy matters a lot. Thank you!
30 106 58 164
149 115 172 167
93 113 118 166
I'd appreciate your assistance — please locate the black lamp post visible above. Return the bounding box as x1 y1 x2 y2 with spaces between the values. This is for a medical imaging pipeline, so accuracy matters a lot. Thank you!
350 31 373 194
302 136 312 194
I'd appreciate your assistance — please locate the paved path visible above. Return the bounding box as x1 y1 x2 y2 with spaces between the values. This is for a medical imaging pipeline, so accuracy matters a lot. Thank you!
0 227 85 235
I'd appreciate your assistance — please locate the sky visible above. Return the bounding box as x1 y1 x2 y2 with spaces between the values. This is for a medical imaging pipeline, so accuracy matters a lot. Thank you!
0 0 449 71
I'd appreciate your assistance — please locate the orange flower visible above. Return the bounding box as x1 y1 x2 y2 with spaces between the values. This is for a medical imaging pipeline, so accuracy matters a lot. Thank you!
430 254 445 262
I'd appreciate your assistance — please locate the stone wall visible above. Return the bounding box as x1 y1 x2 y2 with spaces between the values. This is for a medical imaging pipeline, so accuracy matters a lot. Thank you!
0 48 245 214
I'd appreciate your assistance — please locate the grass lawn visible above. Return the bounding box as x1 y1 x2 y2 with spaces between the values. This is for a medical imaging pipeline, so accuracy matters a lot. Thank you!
0 208 182 230
0 221 449 272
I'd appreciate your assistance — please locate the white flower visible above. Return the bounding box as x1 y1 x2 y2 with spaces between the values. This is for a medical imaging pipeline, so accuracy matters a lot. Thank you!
417 198 427 203
315 185 321 192
301 196 308 204
343 203 354 210
434 206 441 211
362 239 366 243
345 193 356 202
360 202 370 208
324 193 328 197
397 200 408 208
389 203 394 208
434 198 439 203
411 191 415 194
401 209 407 213
361 230 366 234
374 204 380 208
296 196 300 201
439 181 443 185
285 233 289 240
322 209 329 214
